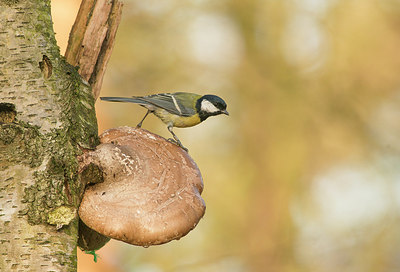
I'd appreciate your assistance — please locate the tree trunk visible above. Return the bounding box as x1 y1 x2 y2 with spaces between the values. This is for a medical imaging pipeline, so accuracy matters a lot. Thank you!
0 0 99 271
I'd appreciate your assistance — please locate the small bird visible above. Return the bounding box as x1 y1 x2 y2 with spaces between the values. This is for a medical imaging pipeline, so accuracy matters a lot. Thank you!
100 92 229 150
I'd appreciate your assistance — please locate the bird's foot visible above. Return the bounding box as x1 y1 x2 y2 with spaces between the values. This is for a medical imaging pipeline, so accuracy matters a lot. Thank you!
167 138 188 152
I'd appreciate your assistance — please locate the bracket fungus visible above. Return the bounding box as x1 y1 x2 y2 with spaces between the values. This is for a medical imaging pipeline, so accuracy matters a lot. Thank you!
78 126 205 248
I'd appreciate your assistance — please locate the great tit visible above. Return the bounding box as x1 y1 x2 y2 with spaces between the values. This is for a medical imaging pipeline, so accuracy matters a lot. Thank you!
100 92 229 150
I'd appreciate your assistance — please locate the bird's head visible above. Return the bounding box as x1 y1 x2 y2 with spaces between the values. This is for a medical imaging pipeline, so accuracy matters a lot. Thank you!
196 95 229 121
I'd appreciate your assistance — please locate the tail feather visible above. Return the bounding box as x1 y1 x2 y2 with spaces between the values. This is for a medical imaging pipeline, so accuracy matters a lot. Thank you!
100 97 146 104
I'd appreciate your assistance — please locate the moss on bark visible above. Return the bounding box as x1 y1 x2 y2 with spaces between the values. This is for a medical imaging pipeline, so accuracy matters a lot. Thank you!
0 0 100 270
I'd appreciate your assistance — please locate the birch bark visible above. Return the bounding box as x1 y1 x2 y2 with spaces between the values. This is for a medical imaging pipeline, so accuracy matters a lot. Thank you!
0 1 99 271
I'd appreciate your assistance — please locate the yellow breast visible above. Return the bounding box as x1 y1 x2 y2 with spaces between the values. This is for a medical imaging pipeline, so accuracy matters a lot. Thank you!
154 109 201 128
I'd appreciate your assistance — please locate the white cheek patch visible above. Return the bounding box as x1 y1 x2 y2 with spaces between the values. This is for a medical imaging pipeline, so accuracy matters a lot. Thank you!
201 99 219 113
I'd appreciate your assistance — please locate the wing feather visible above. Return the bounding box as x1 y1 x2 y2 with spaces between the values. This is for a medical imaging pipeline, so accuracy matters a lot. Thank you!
101 92 200 117
134 93 197 116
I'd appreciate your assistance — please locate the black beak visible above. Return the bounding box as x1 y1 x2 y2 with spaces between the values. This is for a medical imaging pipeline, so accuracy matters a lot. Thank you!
221 110 229 116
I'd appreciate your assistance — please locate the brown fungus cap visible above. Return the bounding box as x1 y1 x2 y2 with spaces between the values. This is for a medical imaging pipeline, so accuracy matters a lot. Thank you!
78 126 205 247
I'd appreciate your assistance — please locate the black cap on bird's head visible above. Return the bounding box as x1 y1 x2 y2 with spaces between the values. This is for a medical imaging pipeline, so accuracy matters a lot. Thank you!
196 94 229 121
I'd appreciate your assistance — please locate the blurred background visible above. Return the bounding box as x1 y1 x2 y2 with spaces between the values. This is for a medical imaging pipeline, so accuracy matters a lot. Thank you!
52 0 400 271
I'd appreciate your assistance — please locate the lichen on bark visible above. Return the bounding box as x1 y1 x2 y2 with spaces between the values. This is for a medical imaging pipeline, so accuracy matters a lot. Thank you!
18 56 99 225
0 0 100 270
0 53 99 225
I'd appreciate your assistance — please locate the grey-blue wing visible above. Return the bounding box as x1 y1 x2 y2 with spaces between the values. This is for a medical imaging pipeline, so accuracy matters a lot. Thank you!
134 93 196 116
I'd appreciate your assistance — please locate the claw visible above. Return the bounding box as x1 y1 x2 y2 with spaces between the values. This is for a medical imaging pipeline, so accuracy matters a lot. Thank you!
167 125 188 152
167 138 188 152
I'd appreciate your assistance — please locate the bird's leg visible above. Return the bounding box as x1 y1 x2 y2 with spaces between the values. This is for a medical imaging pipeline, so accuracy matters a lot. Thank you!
136 110 151 128
167 125 188 152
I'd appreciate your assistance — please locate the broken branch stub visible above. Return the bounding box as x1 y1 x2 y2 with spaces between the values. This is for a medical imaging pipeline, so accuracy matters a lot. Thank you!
79 126 206 247
65 0 123 100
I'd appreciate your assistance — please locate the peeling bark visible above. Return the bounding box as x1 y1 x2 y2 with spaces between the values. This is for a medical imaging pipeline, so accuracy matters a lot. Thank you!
65 0 123 100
